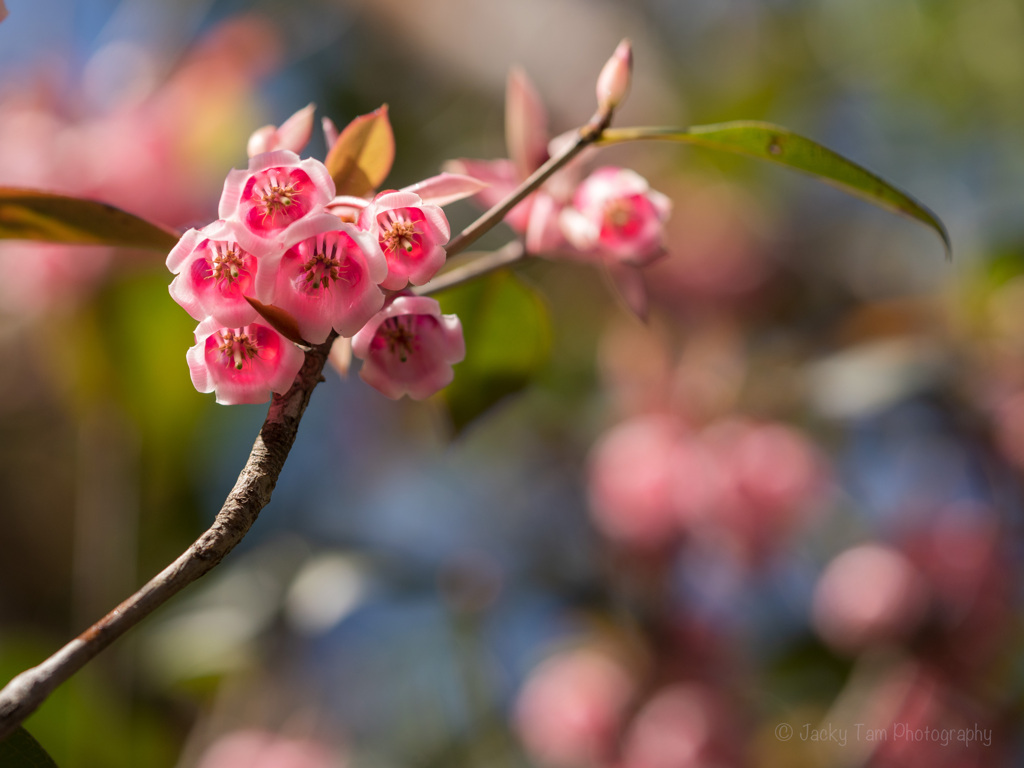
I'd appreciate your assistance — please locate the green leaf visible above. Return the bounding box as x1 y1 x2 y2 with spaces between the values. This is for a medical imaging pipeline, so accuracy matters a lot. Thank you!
324 105 395 198
0 727 60 768
0 188 179 252
435 270 551 432
599 122 951 257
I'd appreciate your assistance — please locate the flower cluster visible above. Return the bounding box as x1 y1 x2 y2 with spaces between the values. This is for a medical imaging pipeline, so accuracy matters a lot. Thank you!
167 107 468 405
447 65 670 316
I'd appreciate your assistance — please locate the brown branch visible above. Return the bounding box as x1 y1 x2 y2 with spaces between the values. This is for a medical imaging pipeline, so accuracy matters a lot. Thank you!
444 108 614 260
414 240 527 296
0 336 335 740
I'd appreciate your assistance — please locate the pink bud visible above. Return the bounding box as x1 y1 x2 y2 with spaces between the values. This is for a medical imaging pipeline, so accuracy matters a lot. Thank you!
246 104 316 157
322 116 340 152
620 684 742 768
359 190 450 290
187 318 305 405
596 39 633 113
351 296 464 400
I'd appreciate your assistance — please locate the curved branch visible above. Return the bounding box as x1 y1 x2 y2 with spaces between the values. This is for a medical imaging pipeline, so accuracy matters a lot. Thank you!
0 336 335 740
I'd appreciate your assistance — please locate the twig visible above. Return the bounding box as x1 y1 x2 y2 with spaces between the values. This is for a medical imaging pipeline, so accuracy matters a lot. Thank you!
0 336 335 740
444 110 613 260
415 240 527 296
0 69 624 742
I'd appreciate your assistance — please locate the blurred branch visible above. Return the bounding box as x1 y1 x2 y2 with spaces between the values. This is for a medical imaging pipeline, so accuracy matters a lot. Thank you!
0 335 336 740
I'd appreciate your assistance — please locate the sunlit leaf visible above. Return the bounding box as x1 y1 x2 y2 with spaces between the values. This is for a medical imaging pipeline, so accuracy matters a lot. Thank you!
0 727 60 768
435 270 551 432
243 296 309 346
599 122 951 257
324 105 395 198
0 188 179 252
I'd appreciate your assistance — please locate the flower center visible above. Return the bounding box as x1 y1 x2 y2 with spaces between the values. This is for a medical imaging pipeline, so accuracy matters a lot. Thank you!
381 220 419 254
209 242 246 286
298 237 358 291
605 199 634 229
380 316 418 363
216 328 260 371
254 172 298 222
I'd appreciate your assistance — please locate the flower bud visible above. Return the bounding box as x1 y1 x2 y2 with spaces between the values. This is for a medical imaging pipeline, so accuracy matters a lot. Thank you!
596 39 633 113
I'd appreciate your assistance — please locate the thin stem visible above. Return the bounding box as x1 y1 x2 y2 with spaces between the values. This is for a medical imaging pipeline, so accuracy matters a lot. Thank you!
0 337 335 740
444 109 613 260
415 240 526 296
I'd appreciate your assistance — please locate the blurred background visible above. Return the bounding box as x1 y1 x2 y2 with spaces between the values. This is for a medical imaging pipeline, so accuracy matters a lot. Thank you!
1 0 1023 766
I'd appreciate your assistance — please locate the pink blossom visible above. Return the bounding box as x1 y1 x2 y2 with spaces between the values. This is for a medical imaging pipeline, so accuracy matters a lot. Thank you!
195 730 341 768
219 150 335 240
265 215 387 343
352 296 464 400
167 220 262 327
561 167 672 266
187 318 305 405
588 415 693 550
515 645 636 768
247 103 316 157
811 544 930 655
620 684 743 768
359 190 450 290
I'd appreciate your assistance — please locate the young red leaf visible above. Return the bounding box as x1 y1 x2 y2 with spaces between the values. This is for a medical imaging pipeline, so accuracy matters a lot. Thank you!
324 105 395 198
243 295 310 346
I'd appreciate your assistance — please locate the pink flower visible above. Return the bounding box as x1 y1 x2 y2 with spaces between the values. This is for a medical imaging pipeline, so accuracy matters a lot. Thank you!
515 645 636 768
264 215 387 343
352 296 464 400
219 150 335 240
187 318 305 405
167 220 262 327
811 544 930 655
359 190 450 290
619 684 744 768
195 730 341 768
588 415 693 550
561 167 672 266
247 103 316 157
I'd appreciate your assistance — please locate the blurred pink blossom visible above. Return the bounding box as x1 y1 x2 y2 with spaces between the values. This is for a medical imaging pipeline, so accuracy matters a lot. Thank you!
561 167 671 267
515 645 637 768
352 295 465 400
619 684 745 768
195 730 342 768
811 544 930 655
